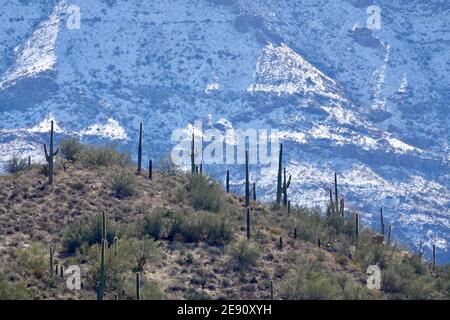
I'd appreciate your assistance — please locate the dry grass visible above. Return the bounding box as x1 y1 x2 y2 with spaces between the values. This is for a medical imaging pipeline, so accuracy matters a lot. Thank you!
0 152 448 300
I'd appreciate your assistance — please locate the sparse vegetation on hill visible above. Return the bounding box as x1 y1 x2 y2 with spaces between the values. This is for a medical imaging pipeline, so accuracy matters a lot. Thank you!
0 142 449 300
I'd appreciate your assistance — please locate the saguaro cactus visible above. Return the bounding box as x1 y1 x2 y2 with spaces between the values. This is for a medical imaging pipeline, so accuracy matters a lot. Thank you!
252 182 256 201
97 239 106 300
355 213 359 240
246 207 251 240
245 150 250 208
334 172 339 214
113 236 119 256
148 159 152 180
279 236 283 250
340 199 345 219
329 188 335 215
191 133 195 174
137 122 143 174
282 168 291 207
43 120 59 185
270 280 274 300
380 208 385 236
226 170 230 193
432 245 436 270
293 227 297 240
288 201 291 214
97 212 107 300
49 246 54 276
136 272 141 300
102 211 106 241
276 143 283 206
387 225 392 245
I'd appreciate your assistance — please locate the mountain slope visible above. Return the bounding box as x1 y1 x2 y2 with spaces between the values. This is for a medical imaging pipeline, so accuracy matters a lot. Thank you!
0 0 448 261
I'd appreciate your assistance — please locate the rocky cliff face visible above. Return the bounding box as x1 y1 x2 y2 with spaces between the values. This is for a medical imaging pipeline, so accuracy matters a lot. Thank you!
0 0 448 261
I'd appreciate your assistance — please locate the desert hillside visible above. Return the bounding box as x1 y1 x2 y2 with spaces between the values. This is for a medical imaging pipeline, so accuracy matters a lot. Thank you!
0 140 449 300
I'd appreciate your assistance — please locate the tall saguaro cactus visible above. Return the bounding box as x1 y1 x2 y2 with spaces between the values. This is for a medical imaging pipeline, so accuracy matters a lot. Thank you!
97 239 106 300
334 172 339 214
282 168 291 207
252 183 256 201
97 212 107 300
49 246 54 276
245 150 250 208
43 120 59 185
355 213 359 241
148 159 152 180
136 272 141 300
387 225 392 245
137 122 143 174
276 143 283 206
380 207 385 236
102 211 106 241
226 170 230 193
432 245 436 270
246 207 251 240
191 133 195 174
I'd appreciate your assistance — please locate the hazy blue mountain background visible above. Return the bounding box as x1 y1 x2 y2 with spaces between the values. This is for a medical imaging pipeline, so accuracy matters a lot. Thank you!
0 0 448 262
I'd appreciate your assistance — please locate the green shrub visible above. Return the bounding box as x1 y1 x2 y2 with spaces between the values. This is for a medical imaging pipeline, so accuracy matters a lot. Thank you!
125 276 166 300
0 276 33 300
82 242 129 295
12 243 47 279
188 174 224 212
156 155 181 176
290 209 330 243
111 170 137 198
141 208 167 240
121 238 161 272
81 146 131 167
5 156 28 174
60 138 84 162
167 210 232 244
226 240 260 271
62 215 119 254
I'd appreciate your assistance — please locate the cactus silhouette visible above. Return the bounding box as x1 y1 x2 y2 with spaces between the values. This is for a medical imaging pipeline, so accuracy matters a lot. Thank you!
136 272 141 300
246 207 251 240
43 120 59 185
148 159 152 180
245 150 250 208
49 246 54 276
226 170 230 193
276 143 283 206
191 133 195 174
97 239 106 300
137 122 143 174
282 168 291 207
355 213 359 241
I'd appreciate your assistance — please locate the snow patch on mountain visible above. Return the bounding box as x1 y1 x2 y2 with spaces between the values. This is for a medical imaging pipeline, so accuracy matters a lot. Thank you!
28 113 64 134
247 43 345 101
79 118 128 140
0 3 65 89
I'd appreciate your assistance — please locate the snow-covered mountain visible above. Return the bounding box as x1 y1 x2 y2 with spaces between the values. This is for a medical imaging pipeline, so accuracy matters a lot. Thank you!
0 0 448 261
